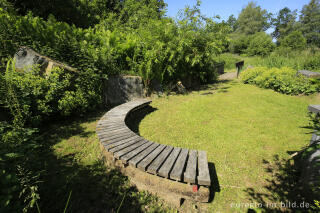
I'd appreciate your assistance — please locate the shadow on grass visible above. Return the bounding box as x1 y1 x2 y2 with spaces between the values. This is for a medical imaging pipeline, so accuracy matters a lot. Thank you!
29 110 161 213
125 105 158 135
186 80 235 95
208 162 220 203
244 154 313 212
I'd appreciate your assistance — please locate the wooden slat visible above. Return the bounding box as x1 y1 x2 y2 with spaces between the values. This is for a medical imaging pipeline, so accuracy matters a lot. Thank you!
147 146 173 174
184 150 197 184
109 137 143 153
101 133 136 147
97 128 129 136
158 147 181 178
98 124 126 130
120 141 153 163
104 135 140 151
197 151 211 186
170 148 189 181
129 143 160 167
137 145 166 171
98 128 130 136
99 129 133 139
114 140 148 159
100 132 135 143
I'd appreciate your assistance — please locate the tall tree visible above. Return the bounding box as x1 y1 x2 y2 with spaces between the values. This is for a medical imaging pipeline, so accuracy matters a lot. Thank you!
236 1 271 35
272 7 297 43
299 0 320 47
227 15 238 32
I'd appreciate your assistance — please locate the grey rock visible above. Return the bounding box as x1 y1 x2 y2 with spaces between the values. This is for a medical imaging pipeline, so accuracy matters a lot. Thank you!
297 70 320 78
105 75 145 106
308 105 320 114
14 46 77 75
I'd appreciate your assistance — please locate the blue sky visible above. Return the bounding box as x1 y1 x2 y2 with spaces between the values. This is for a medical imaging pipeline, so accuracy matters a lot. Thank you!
164 0 311 21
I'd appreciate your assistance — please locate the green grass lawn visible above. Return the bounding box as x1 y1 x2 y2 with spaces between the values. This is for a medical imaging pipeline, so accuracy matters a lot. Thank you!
139 79 319 212
39 79 319 212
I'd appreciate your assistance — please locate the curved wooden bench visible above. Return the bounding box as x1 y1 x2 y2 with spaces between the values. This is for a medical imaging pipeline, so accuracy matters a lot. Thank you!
96 99 211 205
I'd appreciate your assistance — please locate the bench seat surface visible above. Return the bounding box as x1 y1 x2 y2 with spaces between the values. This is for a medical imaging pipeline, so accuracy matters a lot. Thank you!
97 99 211 186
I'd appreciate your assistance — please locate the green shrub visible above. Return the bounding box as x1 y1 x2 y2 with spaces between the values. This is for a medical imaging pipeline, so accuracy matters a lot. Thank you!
246 32 275 56
280 31 307 50
1 59 101 126
240 66 319 95
228 33 250 54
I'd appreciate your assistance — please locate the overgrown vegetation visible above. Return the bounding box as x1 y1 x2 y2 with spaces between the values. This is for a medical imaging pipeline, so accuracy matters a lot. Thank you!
240 66 320 95
1 0 320 211
0 0 229 211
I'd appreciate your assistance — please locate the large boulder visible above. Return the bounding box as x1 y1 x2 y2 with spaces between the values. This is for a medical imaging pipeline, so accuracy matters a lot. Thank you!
104 75 145 106
297 70 320 78
14 46 77 75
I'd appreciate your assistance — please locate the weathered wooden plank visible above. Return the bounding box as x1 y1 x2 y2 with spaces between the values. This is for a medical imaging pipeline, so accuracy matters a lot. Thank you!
147 146 173 174
170 148 189 181
100 132 135 142
184 150 197 184
101 134 137 148
120 141 153 163
98 128 132 139
197 150 211 186
98 123 126 128
104 135 140 151
113 140 148 159
128 143 160 167
109 137 143 153
137 145 166 171
97 126 129 135
158 147 181 178
99 127 130 135
100 133 136 147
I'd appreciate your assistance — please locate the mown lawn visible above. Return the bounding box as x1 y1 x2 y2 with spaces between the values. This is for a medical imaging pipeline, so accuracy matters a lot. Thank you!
40 79 319 212
139 79 319 212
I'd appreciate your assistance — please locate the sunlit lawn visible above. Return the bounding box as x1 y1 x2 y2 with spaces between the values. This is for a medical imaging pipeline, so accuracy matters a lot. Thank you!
139 79 319 212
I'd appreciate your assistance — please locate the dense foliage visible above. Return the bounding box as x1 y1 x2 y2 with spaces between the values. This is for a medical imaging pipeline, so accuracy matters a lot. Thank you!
280 31 307 50
0 0 230 211
240 66 320 95
227 0 320 56
236 2 271 35
245 32 275 56
300 0 320 47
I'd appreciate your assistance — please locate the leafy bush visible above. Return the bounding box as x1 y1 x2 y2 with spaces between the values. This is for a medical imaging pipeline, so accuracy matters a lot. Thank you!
246 32 275 56
280 31 307 50
1 60 101 126
229 32 275 56
228 33 251 54
240 66 319 95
